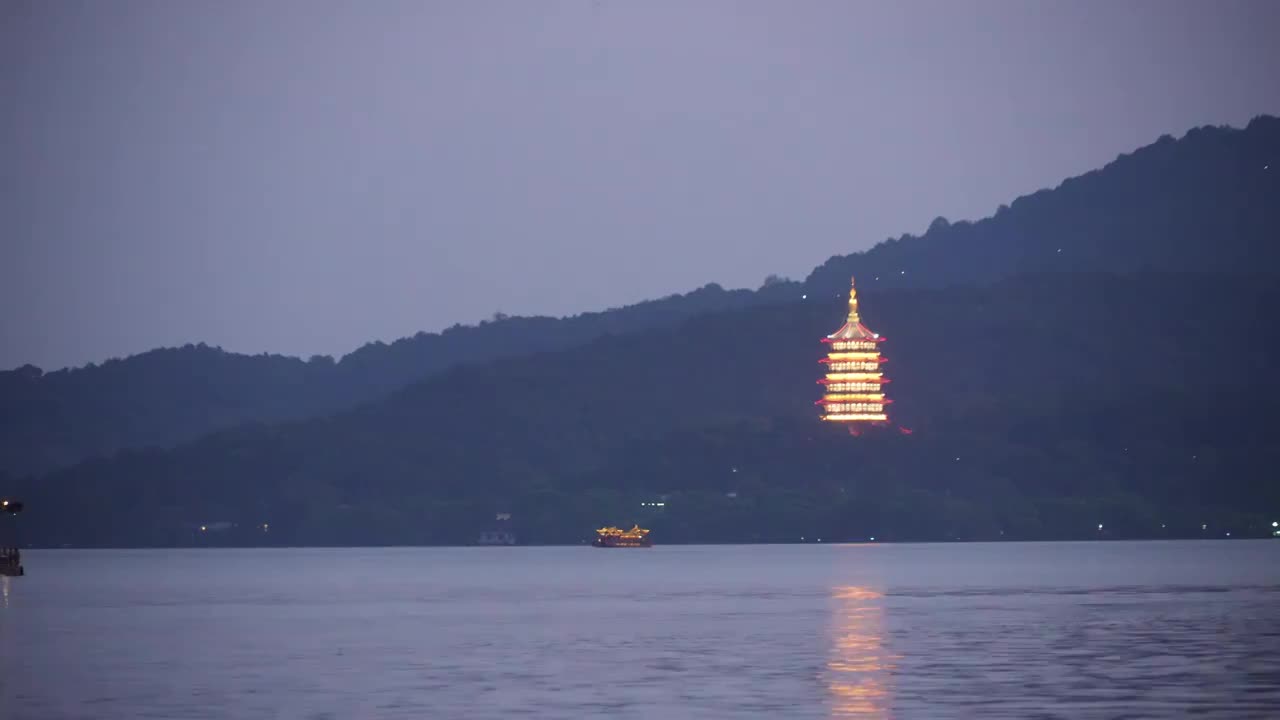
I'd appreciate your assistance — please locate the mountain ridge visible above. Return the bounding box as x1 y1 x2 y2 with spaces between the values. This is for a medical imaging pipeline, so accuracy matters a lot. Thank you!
0 282 779 476
3 115 1278 480
804 114 1279 295
12 271 1280 546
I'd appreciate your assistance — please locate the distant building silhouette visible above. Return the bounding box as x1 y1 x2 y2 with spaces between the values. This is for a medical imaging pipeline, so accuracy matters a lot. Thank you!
477 512 516 545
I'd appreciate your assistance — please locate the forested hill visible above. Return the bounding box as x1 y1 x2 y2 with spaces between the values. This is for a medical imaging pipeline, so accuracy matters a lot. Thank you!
14 272 1280 547
806 115 1280 296
0 282 778 477
3 115 1278 480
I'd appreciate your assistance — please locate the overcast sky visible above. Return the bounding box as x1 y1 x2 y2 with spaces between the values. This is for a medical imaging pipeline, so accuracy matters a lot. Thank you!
2 0 1277 370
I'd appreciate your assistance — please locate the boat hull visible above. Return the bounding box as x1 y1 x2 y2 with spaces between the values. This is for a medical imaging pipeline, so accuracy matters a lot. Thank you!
592 537 652 548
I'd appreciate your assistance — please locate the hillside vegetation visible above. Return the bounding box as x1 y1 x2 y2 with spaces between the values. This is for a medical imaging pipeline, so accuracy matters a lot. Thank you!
15 273 1279 546
4 116 1276 478
6 117 1280 546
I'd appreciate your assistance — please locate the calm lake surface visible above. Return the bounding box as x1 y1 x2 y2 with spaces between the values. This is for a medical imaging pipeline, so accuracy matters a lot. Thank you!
1 541 1277 719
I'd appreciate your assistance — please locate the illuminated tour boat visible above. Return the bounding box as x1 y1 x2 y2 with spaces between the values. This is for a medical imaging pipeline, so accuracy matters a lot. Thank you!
592 525 653 548
818 276 891 430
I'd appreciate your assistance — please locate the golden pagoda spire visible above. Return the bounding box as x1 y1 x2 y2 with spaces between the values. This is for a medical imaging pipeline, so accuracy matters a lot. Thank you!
846 276 861 323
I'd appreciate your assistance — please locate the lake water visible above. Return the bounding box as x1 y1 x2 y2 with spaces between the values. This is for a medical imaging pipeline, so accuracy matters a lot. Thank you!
1 541 1277 719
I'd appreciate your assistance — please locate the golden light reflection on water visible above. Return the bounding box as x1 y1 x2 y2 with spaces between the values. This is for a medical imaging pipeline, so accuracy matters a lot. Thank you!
828 585 892 718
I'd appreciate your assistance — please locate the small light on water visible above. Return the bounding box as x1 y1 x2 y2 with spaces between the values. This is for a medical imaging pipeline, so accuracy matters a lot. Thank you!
1273 521 1278 528
869 536 876 542
200 526 207 532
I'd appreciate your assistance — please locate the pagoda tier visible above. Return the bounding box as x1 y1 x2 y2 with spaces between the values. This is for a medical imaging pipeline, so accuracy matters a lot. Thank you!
818 277 890 424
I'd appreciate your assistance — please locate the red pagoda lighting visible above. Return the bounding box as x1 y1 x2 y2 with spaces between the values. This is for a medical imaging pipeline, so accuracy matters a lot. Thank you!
818 276 890 424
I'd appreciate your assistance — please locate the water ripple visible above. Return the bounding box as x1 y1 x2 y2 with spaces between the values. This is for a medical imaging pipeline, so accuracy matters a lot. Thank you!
2 542 1277 719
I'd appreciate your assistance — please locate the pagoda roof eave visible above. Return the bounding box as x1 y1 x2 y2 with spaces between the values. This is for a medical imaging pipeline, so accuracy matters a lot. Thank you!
823 321 880 341
821 335 885 344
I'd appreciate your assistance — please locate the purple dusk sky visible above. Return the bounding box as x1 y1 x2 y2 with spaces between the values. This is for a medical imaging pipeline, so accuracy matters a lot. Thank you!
2 0 1278 370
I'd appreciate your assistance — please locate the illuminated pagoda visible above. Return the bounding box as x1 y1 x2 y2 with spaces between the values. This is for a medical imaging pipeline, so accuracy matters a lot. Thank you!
817 276 890 425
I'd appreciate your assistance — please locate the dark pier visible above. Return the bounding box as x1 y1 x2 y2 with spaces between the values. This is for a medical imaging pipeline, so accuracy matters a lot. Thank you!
1 498 24 577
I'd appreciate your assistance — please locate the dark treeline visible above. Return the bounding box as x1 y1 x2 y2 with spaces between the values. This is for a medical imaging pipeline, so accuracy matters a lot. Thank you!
3 116 1278 479
805 115 1280 296
11 272 1280 546
0 283 779 477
